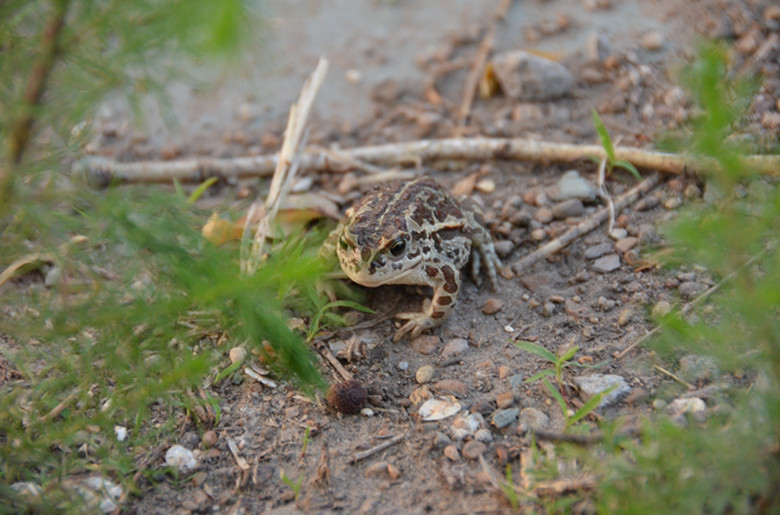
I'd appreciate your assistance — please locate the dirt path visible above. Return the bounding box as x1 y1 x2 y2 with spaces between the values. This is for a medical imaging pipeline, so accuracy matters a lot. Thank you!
100 0 780 512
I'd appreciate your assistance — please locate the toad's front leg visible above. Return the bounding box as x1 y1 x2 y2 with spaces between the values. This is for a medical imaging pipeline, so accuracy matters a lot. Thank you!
393 264 461 342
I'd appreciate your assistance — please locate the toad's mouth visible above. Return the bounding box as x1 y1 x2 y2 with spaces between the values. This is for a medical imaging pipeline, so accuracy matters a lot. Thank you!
341 255 423 287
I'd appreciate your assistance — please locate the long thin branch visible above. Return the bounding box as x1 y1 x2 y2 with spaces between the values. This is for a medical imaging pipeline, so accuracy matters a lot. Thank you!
2 0 71 204
74 137 780 186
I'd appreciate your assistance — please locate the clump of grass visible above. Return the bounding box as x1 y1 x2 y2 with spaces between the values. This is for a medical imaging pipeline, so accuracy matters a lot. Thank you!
583 42 780 513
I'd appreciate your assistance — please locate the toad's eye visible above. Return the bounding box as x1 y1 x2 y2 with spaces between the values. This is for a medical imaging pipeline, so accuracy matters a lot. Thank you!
388 238 406 257
339 235 350 251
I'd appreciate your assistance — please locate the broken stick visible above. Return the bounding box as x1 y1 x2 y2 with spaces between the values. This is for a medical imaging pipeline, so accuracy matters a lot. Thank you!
74 137 780 186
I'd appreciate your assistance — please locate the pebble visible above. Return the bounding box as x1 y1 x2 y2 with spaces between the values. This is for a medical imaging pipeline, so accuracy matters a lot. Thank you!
586 32 612 63
165 445 199 473
474 428 494 443
664 195 683 210
652 300 672 318
634 195 660 211
509 210 532 227
493 240 515 258
387 463 401 480
491 408 520 429
462 440 487 460
442 338 469 358
398 361 410 371
433 431 452 449
482 298 503 315
229 346 247 364
451 413 483 440
678 354 720 383
614 237 638 253
640 31 665 51
114 425 128 442
573 374 631 408
416 365 435 384
365 461 390 478
667 397 706 419
678 281 707 300
552 198 584 219
476 178 495 193
592 254 621 273
542 301 555 317
433 379 468 396
498 366 512 379
652 398 668 410
491 50 574 101
531 228 547 241
597 296 616 311
443 444 461 461
585 242 613 259
70 477 123 513
410 335 441 355
519 407 550 432
361 407 375 416
618 308 633 326
507 374 525 389
495 391 514 409
201 430 218 448
554 170 598 202
180 431 199 450
534 207 554 223
609 228 628 240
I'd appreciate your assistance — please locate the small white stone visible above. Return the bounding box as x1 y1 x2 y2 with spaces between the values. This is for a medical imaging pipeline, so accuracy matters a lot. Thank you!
114 425 128 442
165 444 199 473
360 407 375 416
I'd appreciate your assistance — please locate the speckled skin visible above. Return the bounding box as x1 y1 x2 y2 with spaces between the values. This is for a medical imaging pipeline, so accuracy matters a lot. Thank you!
327 177 501 341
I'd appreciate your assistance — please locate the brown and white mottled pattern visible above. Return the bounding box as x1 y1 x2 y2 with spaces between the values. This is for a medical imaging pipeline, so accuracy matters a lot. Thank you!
325 177 501 341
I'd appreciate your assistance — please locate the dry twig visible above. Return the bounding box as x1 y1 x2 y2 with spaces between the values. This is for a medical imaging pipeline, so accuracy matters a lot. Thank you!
349 434 405 464
75 137 780 186
513 173 661 275
454 0 511 135
2 0 71 206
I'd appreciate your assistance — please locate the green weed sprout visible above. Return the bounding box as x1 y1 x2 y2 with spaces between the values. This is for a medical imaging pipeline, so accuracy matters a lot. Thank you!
591 109 642 180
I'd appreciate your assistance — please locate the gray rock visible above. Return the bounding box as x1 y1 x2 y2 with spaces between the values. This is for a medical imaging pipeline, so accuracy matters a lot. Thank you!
554 170 598 202
585 242 613 259
165 444 198 473
519 407 550 431
678 281 707 300
592 253 621 273
493 240 515 259
507 374 525 389
492 50 574 101
474 428 494 443
433 431 452 449
491 408 520 428
534 207 554 224
442 338 469 358
552 198 584 219
586 32 612 62
180 431 199 450
574 374 631 408
678 354 720 383
509 210 532 227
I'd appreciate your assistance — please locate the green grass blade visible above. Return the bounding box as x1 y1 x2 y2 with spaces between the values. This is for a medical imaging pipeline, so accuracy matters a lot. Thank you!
591 108 616 162
615 160 642 181
543 377 568 423
186 177 219 204
569 385 617 426
559 345 580 363
514 340 557 363
524 369 556 384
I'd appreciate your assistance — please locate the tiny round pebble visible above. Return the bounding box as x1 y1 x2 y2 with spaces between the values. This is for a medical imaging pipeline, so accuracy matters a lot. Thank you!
201 430 218 448
398 361 410 371
462 440 487 460
229 347 247 364
416 365 435 384
443 444 461 461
